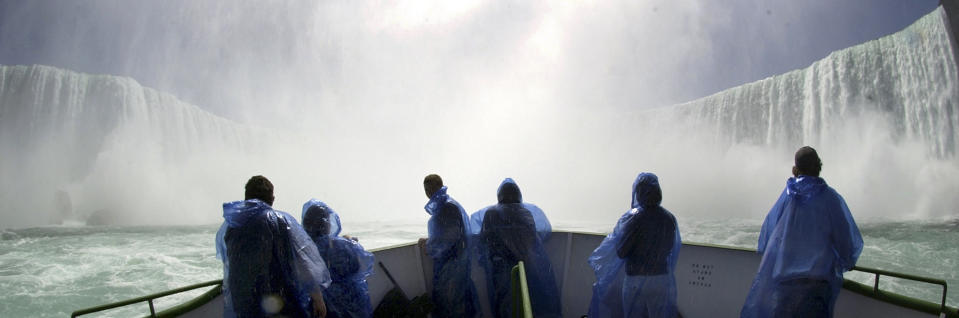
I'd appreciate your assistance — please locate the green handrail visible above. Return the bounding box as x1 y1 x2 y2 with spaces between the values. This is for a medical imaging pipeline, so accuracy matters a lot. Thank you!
850 265 950 316
70 279 222 318
511 261 533 318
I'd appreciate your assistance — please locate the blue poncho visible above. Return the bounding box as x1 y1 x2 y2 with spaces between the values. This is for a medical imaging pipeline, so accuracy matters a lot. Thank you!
215 199 331 318
470 178 551 242
473 178 561 318
740 176 863 318
301 199 375 318
425 186 479 318
588 173 681 318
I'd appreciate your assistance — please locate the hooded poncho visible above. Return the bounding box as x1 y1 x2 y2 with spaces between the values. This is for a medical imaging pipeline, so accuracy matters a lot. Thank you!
425 186 479 317
740 176 863 318
473 178 561 318
469 179 551 242
301 199 375 318
588 172 681 318
215 199 331 318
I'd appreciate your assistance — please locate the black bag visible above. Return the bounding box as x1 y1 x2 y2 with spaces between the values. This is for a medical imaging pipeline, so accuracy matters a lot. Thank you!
373 261 433 318
372 289 432 318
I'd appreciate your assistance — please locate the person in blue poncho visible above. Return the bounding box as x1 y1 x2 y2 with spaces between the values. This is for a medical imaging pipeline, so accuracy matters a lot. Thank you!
587 172 681 318
740 147 863 318
473 178 561 318
422 174 479 317
302 199 375 318
215 175 332 318
470 179 551 244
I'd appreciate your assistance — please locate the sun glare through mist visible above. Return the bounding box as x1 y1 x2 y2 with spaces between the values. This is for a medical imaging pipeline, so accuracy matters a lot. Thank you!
0 0 951 229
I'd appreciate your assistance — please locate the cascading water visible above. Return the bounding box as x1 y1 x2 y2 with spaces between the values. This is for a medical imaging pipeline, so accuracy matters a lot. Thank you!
666 7 957 157
627 7 959 220
0 65 270 228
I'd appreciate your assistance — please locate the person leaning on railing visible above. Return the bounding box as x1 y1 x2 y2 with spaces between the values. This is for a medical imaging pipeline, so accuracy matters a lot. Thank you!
215 175 332 318
740 147 863 318
302 199 375 318
421 174 480 318
473 178 562 318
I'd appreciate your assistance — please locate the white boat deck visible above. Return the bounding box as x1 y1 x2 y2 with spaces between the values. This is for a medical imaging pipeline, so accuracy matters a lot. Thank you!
174 231 950 317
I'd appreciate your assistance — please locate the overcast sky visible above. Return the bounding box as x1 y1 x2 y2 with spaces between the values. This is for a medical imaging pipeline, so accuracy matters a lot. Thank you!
0 0 946 225
0 0 939 124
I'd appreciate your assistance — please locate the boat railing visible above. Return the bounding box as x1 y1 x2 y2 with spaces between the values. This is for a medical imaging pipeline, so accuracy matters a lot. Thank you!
511 261 533 318
851 265 950 316
70 280 222 318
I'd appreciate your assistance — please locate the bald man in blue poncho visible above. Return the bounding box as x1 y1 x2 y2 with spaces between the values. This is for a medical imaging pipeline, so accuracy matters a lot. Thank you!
741 147 863 318
587 172 681 318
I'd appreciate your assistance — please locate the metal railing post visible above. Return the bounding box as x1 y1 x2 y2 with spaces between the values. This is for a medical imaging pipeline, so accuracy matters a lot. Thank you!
874 273 880 293
941 284 948 317
511 261 533 318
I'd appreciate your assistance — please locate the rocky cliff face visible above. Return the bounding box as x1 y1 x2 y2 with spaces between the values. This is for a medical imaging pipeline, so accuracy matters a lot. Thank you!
942 0 959 73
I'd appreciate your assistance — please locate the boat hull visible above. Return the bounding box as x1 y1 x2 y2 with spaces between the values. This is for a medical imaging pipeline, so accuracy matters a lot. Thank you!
170 231 950 317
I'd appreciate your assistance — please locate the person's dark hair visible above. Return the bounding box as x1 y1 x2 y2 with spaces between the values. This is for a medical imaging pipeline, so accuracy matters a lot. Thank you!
244 175 275 206
794 146 822 177
424 174 443 198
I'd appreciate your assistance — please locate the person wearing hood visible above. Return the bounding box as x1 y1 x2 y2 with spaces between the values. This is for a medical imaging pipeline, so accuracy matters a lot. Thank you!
740 147 863 318
422 174 479 318
473 178 561 318
215 175 331 318
302 200 375 318
470 181 551 243
587 172 681 318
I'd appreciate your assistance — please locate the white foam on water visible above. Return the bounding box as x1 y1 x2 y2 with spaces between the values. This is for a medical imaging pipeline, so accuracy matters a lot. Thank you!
2 219 955 317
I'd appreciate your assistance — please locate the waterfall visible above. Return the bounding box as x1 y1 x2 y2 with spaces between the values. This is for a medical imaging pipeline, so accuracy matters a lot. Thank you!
2 7 957 227
0 65 268 228
617 7 959 220
658 7 958 158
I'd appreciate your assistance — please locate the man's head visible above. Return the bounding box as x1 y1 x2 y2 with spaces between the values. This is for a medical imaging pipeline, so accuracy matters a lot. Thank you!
424 174 443 198
793 146 822 177
244 175 275 206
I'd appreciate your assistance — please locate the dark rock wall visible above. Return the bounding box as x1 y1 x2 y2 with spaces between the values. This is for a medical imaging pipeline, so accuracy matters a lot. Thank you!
943 0 959 71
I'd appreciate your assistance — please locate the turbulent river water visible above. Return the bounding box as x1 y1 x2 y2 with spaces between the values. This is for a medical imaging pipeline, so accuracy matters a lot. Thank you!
0 217 956 318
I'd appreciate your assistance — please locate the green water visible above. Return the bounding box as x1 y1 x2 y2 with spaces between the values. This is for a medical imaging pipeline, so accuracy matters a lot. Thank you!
0 219 956 317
